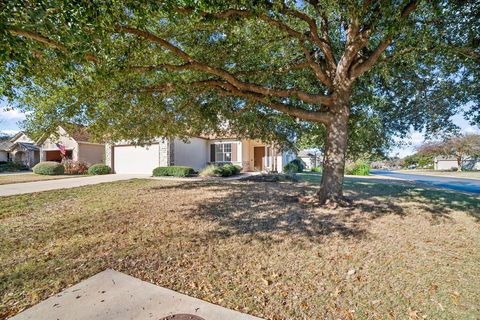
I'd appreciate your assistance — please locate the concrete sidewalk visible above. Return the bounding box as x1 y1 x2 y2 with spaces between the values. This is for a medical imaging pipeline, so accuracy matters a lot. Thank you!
0 174 148 196
11 269 262 320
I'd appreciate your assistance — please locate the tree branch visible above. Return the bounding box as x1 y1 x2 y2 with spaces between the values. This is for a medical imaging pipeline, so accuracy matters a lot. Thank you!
7 27 97 62
117 26 333 106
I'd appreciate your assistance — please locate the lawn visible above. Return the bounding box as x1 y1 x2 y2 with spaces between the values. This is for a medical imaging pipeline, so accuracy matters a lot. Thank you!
0 173 80 185
1 175 479 319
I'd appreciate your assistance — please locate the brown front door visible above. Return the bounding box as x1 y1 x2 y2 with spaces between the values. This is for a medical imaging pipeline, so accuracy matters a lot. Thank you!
253 147 265 171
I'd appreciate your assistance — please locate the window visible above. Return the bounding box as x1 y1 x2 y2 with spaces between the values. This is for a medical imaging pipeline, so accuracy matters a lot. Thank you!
266 147 271 167
214 143 231 162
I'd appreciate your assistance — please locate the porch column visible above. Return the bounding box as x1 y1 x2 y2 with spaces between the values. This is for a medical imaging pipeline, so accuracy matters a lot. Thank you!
159 138 173 166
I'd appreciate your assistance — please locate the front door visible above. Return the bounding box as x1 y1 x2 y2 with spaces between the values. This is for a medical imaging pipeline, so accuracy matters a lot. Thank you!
253 147 265 171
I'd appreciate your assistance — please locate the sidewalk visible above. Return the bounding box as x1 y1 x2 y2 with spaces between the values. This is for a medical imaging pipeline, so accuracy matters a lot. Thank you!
11 269 262 320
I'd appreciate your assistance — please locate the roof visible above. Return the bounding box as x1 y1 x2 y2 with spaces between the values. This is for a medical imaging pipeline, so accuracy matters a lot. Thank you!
16 142 39 151
0 140 13 151
36 124 104 145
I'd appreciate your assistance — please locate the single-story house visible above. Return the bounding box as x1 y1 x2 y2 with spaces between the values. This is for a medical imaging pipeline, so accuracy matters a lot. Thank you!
434 156 480 171
37 126 105 164
106 137 296 174
0 132 40 167
298 150 323 169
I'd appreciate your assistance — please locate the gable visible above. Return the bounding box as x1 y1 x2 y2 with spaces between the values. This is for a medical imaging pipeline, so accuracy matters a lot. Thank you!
40 126 78 150
11 132 34 144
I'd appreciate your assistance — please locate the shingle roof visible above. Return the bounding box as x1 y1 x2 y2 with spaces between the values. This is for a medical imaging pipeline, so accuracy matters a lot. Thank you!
0 141 13 151
16 142 39 151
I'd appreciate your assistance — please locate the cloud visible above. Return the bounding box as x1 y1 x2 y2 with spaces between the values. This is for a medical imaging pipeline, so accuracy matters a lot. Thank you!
0 107 26 121
0 129 19 135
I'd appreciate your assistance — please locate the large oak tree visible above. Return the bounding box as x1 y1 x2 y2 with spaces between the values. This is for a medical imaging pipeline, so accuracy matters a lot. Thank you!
1 0 478 204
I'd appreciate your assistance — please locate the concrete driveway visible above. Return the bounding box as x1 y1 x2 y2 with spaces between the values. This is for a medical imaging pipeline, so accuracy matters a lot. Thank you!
0 174 149 197
372 170 480 194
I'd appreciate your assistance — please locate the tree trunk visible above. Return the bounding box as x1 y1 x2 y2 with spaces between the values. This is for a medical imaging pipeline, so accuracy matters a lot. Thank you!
457 156 462 171
318 102 350 205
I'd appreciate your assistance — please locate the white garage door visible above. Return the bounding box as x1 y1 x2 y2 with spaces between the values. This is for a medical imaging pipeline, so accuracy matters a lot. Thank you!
113 144 159 174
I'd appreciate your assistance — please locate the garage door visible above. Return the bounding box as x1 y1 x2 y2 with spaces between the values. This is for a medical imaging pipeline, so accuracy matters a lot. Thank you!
113 144 159 174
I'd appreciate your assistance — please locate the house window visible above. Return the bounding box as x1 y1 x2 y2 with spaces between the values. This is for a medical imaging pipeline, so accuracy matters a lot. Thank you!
214 143 232 162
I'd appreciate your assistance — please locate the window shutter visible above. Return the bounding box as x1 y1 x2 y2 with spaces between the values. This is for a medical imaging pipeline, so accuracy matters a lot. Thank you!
231 143 237 162
210 144 216 162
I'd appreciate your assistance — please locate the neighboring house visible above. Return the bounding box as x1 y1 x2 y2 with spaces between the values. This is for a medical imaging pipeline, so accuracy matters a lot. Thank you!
298 150 323 169
36 126 105 164
0 132 40 167
106 137 296 174
434 156 480 171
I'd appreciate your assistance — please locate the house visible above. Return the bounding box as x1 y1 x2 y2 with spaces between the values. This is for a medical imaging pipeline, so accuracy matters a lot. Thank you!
36 126 105 164
434 156 480 171
0 132 40 167
298 150 323 169
106 137 296 174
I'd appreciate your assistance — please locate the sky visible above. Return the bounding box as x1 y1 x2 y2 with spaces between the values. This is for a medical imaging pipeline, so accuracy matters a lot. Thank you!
1 100 478 158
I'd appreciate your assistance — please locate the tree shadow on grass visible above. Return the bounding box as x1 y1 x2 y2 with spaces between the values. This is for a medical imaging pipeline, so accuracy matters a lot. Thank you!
147 178 479 242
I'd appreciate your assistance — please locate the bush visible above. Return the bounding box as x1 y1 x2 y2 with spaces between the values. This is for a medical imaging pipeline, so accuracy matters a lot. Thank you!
152 166 195 177
62 159 90 175
310 166 322 173
199 164 242 177
88 164 111 175
33 161 65 175
345 161 371 176
284 158 304 173
0 162 29 172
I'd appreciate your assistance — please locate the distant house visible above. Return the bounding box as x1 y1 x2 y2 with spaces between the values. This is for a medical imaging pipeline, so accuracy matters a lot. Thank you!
298 150 323 169
0 132 40 167
106 136 295 174
434 156 480 171
36 126 105 164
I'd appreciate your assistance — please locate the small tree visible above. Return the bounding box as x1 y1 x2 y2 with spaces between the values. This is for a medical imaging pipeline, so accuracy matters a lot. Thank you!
419 134 480 171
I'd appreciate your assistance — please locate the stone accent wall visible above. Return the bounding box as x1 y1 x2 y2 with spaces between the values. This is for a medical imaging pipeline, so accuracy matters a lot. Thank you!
169 139 175 166
104 143 112 167
159 138 171 167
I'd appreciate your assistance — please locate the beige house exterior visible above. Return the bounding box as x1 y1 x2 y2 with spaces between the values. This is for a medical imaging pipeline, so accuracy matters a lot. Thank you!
37 126 105 165
434 156 480 171
106 137 295 174
0 132 40 167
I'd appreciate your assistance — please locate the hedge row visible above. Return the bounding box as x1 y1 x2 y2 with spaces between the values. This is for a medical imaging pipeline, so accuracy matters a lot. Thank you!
199 164 242 177
153 166 195 177
32 161 111 175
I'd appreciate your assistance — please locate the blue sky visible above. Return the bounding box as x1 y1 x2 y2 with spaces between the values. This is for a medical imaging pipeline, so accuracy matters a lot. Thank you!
1 100 478 158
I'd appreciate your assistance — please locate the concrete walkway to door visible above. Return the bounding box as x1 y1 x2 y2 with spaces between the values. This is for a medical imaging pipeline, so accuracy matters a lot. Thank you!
0 174 148 197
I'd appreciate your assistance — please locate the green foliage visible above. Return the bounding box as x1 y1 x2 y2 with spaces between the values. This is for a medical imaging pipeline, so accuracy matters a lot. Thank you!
284 159 304 173
0 162 29 172
310 167 322 173
0 0 478 170
33 161 65 175
87 164 111 175
403 153 434 169
152 166 195 177
345 161 371 176
199 164 242 177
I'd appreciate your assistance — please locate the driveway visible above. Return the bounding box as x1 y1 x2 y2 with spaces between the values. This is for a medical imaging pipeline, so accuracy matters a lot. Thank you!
0 174 149 196
371 170 480 194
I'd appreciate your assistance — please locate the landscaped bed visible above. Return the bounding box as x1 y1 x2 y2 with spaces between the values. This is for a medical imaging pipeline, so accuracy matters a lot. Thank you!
0 173 82 185
1 174 479 319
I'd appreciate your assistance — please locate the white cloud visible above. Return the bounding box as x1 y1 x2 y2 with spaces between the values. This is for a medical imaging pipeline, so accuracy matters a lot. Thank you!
0 129 19 135
0 107 26 121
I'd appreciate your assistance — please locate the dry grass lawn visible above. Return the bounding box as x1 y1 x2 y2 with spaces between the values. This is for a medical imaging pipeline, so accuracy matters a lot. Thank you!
1 175 479 319
0 173 80 185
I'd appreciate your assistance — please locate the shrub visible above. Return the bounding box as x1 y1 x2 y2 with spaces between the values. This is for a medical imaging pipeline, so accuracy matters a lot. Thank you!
88 164 111 175
199 164 242 177
33 161 65 175
62 159 90 175
284 158 304 173
0 162 29 172
310 166 322 173
152 166 195 177
345 161 371 176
